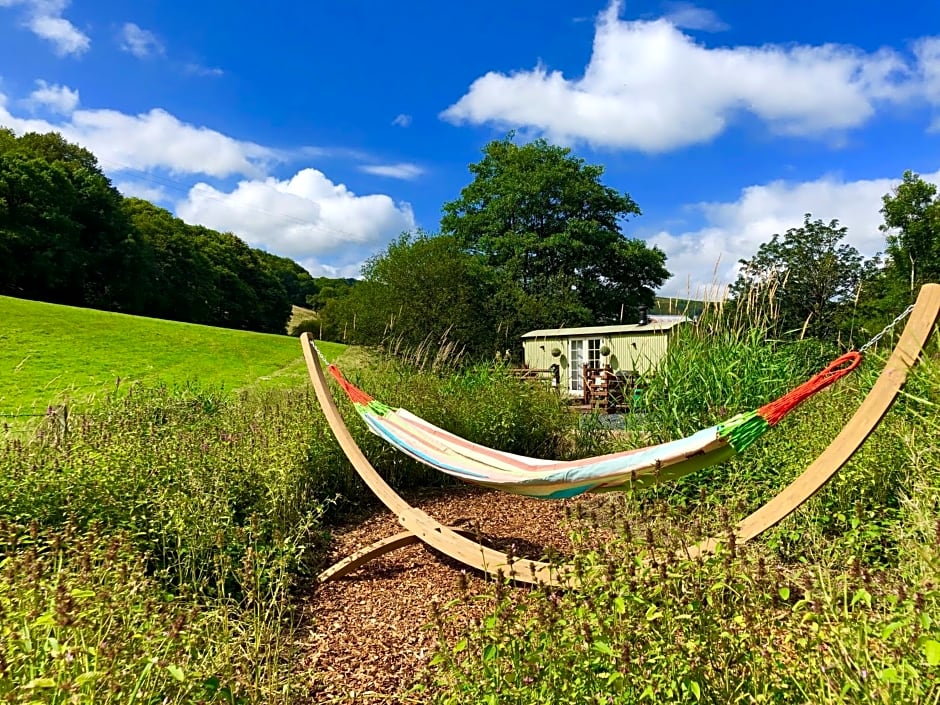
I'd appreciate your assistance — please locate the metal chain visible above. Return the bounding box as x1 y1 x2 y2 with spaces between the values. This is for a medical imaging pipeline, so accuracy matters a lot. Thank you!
309 337 330 365
859 303 916 354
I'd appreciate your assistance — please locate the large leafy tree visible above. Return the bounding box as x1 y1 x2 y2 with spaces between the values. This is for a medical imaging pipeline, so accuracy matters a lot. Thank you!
880 170 940 294
321 232 496 356
440 137 668 339
731 214 869 340
0 129 138 308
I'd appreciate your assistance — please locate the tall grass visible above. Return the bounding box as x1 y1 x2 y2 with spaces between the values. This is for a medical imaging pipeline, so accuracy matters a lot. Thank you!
0 341 572 702
422 292 940 704
0 383 336 702
425 503 940 704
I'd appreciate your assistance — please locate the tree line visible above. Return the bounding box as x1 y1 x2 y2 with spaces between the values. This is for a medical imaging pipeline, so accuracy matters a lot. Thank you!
4 126 937 354
0 128 337 334
310 136 940 357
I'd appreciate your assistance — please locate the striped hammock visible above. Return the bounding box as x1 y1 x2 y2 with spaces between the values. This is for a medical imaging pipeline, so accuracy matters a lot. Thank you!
323 353 861 499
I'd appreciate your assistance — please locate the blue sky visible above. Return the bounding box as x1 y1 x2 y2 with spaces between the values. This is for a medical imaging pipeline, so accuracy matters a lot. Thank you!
2 0 939 298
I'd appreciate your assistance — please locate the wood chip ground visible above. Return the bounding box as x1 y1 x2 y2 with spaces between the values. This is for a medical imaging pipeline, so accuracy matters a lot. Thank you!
294 485 602 703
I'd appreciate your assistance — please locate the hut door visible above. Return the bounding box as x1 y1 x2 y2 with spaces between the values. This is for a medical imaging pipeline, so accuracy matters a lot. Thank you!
569 338 602 394
569 340 584 394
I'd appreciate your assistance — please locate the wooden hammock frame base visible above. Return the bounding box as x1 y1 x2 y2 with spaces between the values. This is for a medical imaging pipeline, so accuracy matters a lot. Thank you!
302 283 940 588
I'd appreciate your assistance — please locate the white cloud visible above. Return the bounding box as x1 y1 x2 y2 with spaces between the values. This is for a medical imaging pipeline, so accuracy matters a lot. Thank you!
176 168 416 271
359 162 424 180
114 180 169 203
184 63 225 77
297 258 364 279
119 22 164 58
914 38 940 130
443 1 937 152
25 79 79 114
0 90 276 178
0 0 90 55
662 2 727 32
649 169 940 299
392 113 412 127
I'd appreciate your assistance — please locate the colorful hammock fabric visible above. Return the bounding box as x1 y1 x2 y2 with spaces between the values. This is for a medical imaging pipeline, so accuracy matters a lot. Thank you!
324 352 861 499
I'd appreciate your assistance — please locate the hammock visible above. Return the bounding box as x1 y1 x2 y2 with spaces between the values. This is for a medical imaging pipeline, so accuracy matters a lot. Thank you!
302 284 940 586
316 347 861 499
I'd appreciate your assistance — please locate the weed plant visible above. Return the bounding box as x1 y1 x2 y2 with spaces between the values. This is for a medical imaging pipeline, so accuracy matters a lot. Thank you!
425 500 940 704
0 342 570 702
421 293 940 704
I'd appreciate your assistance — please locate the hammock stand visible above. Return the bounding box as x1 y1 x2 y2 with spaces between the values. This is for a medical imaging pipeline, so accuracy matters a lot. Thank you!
303 283 940 588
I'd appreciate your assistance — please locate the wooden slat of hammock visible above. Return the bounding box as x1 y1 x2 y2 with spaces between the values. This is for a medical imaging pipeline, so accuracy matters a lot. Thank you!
302 282 939 586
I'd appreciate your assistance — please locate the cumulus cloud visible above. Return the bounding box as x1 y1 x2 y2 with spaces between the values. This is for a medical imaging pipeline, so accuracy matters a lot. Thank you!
0 0 90 55
114 180 169 203
915 38 940 130
119 22 164 58
176 169 416 270
662 2 728 32
359 162 424 180
649 169 940 299
392 113 412 127
0 89 276 177
297 258 365 279
443 1 938 151
25 79 79 114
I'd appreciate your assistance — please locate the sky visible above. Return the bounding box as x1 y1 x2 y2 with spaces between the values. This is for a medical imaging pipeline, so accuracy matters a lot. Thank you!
2 0 939 299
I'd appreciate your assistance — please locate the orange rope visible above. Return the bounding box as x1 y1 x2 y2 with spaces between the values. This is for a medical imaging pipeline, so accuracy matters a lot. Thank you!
327 365 374 405
758 351 862 426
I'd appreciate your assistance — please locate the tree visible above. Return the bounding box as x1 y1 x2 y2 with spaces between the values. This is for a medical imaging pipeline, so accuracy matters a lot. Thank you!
320 233 496 356
731 214 868 340
0 130 139 309
880 171 940 294
440 137 668 341
307 277 357 311
254 250 321 308
124 199 291 332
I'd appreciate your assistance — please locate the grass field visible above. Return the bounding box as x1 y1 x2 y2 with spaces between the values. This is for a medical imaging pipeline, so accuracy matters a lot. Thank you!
0 295 345 417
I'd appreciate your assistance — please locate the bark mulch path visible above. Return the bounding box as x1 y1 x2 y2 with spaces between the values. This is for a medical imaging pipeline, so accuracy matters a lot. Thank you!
294 485 606 703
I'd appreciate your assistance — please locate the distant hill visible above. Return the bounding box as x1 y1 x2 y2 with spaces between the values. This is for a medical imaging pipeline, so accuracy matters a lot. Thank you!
0 296 345 419
653 296 707 319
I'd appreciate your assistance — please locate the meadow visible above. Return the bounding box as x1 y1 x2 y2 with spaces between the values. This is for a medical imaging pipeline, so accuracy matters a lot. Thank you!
0 296 342 420
1 296 938 703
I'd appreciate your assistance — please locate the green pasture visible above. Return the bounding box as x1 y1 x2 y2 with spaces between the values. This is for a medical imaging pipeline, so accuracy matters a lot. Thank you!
0 295 345 417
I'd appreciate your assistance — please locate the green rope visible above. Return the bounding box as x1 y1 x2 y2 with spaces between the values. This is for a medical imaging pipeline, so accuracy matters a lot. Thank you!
356 400 393 416
717 410 770 453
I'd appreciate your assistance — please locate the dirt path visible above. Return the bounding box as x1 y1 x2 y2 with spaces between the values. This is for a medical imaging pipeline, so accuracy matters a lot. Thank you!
294 485 598 703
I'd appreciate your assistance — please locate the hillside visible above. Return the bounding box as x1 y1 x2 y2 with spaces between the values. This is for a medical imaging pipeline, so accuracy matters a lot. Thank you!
0 295 345 418
653 295 707 318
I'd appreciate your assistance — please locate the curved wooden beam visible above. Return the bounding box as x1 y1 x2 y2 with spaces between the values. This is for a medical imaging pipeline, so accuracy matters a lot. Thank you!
302 282 939 583
301 335 574 587
688 282 940 558
318 526 476 582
